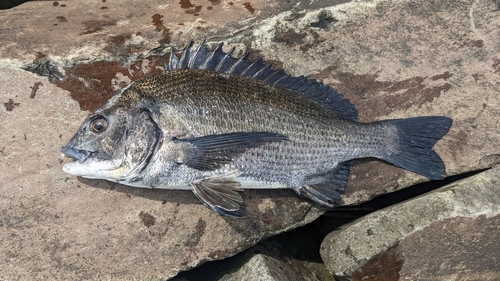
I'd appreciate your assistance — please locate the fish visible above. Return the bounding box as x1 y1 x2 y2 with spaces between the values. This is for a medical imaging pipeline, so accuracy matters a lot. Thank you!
61 40 453 217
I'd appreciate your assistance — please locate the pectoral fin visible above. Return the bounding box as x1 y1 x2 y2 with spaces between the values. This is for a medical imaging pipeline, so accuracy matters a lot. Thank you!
174 132 288 171
190 172 246 218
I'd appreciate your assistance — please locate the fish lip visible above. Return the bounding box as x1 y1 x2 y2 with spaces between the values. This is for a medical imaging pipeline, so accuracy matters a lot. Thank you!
61 147 91 163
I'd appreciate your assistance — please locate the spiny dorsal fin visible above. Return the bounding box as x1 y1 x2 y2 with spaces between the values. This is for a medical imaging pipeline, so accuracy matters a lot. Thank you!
165 40 358 121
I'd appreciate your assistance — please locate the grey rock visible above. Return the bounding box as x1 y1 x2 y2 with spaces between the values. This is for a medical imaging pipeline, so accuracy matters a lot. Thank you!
320 166 500 280
218 254 330 281
220 254 282 281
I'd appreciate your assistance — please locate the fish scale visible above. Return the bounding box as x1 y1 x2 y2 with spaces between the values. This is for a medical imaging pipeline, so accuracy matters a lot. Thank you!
61 41 452 217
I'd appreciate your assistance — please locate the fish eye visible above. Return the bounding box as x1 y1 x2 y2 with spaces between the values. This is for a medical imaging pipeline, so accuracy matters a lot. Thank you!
89 116 108 133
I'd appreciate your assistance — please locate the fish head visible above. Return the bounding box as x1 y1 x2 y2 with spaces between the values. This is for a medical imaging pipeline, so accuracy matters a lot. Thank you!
61 106 161 182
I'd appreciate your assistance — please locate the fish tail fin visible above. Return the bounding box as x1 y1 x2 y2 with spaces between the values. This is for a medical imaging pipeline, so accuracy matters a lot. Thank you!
382 116 452 180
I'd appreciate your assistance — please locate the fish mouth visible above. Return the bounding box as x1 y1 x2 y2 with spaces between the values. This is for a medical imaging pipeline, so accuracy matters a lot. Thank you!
61 147 91 163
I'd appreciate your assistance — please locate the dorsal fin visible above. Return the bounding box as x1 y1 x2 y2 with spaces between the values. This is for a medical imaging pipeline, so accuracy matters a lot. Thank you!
165 40 358 121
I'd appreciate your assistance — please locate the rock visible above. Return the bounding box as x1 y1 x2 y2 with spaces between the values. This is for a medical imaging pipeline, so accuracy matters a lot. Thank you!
217 254 332 281
174 223 337 281
320 166 500 280
315 2 500 278
221 255 284 281
254 0 500 203
0 70 323 280
0 1 331 279
1 0 499 279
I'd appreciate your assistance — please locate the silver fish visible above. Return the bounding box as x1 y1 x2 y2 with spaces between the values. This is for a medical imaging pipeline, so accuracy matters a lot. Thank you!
61 40 452 217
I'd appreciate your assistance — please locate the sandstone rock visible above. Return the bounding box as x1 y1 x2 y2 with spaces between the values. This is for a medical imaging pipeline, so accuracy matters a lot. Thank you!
0 69 323 280
1 0 499 279
320 166 500 280
0 1 332 279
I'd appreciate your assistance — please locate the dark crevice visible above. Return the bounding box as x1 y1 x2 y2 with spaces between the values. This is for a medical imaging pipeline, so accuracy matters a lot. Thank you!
0 0 36 9
172 168 487 280
346 168 487 215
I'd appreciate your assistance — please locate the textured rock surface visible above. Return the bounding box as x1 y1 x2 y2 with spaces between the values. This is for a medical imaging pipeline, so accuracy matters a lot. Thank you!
0 2 334 280
174 222 338 281
320 166 500 280
1 0 499 279
0 68 325 280
218 253 334 281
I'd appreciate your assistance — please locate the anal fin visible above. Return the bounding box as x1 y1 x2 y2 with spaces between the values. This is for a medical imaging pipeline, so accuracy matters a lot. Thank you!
190 171 246 218
295 161 352 207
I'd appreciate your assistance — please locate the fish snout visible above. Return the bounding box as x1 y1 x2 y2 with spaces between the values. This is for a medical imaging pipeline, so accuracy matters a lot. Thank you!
61 147 91 163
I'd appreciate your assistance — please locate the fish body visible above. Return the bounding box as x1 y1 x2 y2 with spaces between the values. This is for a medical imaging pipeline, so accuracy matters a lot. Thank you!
61 41 452 217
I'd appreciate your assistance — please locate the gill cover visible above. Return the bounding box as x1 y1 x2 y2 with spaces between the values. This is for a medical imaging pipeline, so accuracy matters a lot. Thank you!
118 109 162 181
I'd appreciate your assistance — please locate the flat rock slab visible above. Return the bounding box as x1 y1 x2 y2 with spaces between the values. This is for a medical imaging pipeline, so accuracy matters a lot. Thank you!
320 166 500 280
1 0 500 279
0 67 322 279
